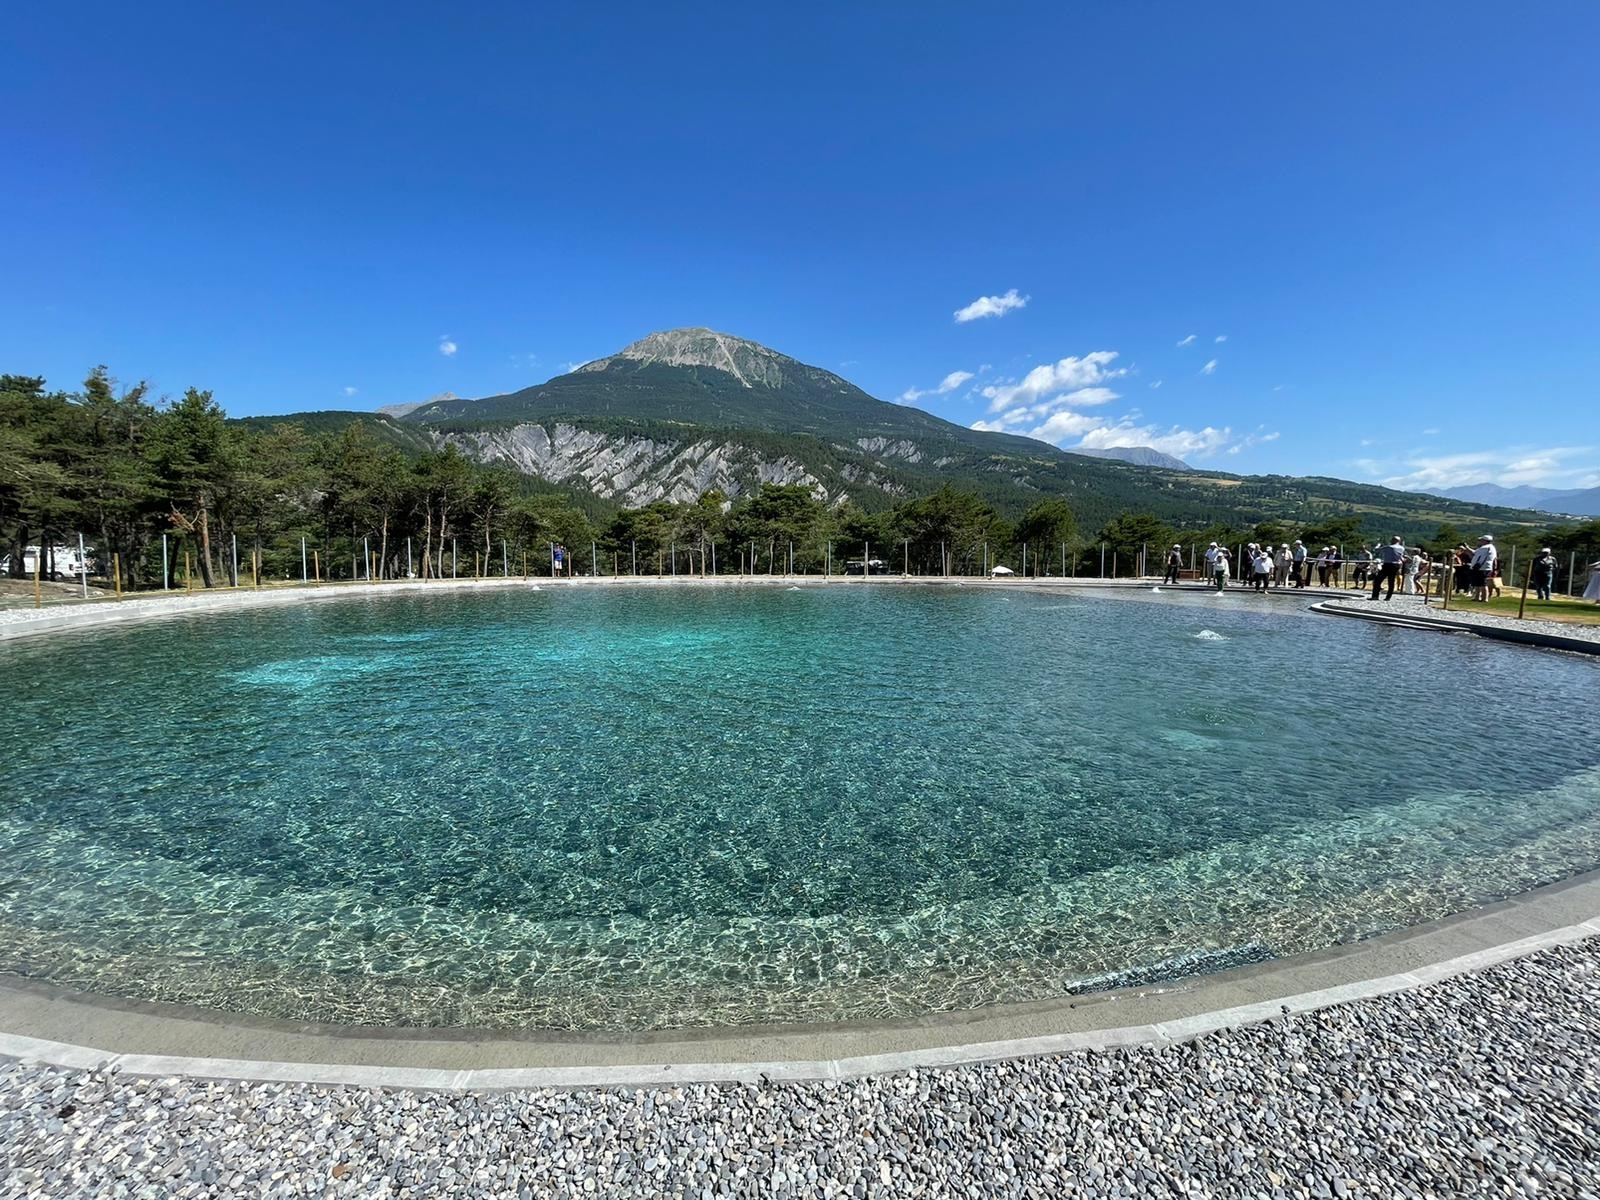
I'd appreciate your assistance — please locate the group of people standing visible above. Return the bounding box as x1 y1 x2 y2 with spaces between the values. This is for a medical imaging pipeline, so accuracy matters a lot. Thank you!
1190 540 1368 593
1170 532 1600 604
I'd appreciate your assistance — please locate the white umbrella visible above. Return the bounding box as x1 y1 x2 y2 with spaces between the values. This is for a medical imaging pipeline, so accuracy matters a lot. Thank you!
989 565 1015 576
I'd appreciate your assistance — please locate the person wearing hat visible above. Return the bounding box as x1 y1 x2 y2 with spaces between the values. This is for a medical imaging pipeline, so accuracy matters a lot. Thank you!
1469 534 1498 602
1212 546 1230 592
1350 543 1372 588
1164 542 1183 586
1532 547 1558 602
1204 541 1219 579
1274 543 1293 587
1250 543 1273 591
1290 539 1308 587
1371 535 1406 601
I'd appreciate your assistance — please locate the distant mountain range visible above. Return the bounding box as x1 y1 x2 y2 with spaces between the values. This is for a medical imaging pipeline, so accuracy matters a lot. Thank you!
1072 446 1192 470
1436 482 1600 517
241 327 1570 537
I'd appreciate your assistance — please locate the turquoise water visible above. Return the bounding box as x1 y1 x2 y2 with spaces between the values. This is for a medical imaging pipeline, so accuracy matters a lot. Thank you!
1 584 1597 1031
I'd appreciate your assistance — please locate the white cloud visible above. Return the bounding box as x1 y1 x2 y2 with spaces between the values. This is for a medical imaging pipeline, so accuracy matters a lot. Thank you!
974 401 1245 462
1031 411 1106 442
1214 335 1227 343
342 386 358 397
438 337 458 358
1421 427 1440 436
1364 445 1599 492
982 350 1124 412
899 368 980 405
1076 420 1234 460
954 288 1028 323
1176 334 1197 347
1199 358 1218 376
965 346 1273 462
1149 380 1163 389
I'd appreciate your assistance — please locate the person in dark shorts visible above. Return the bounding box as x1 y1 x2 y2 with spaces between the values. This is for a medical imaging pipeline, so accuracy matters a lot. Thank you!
1164 543 1183 586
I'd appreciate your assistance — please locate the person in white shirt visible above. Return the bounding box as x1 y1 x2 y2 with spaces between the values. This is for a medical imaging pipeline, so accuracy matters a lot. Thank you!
1204 542 1218 578
1212 547 1230 592
1470 535 1498 602
1274 544 1292 588
1584 559 1600 603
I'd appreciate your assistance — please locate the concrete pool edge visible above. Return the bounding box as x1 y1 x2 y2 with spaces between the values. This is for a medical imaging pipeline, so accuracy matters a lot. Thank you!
3 873 1598 1090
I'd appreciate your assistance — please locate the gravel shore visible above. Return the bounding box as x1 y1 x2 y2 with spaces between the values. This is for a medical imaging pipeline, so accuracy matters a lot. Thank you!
4 940 1597 1199
1322 594 1600 647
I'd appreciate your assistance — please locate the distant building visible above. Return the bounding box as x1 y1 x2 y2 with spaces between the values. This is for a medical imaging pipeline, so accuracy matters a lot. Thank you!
844 558 890 576
0 544 93 580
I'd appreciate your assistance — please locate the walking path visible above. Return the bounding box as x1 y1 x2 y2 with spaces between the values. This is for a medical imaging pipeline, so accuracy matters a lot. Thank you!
1318 594 1600 653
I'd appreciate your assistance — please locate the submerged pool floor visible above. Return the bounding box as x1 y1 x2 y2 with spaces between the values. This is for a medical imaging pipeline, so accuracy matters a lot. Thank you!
1 585 1596 1030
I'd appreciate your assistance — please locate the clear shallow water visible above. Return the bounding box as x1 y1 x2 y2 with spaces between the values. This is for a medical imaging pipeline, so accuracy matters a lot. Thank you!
1 585 1596 1031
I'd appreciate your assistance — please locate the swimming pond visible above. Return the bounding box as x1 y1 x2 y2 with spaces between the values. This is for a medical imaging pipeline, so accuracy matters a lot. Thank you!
1 585 1595 1031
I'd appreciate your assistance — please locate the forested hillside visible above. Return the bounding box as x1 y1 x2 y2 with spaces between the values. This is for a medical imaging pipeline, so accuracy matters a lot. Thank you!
5 369 1594 591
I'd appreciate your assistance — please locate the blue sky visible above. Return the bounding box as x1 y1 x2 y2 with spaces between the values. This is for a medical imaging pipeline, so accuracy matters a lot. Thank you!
6 2 1598 492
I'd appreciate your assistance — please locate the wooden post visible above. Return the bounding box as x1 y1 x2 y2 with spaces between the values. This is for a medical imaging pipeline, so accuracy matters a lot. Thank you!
113 552 122 599
33 551 42 608
185 550 194 594
254 549 261 589
313 549 321 584
1570 551 1578 597
1518 558 1533 619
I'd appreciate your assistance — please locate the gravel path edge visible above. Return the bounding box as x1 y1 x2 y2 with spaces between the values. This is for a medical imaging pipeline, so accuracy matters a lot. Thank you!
5 914 1598 1093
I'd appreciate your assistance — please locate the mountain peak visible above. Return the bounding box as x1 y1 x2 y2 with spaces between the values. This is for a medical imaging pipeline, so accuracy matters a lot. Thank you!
1072 445 1191 470
581 327 797 389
